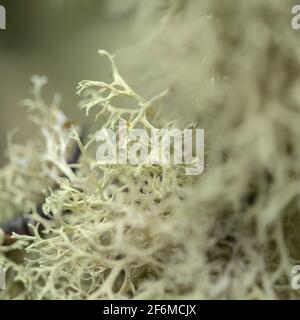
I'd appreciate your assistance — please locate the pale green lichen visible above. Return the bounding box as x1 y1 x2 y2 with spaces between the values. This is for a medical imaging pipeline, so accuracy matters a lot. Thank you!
1 0 300 300
0 76 77 225
1 50 195 300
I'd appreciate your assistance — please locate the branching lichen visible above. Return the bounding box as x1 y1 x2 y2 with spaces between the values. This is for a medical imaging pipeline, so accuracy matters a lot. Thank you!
1 0 300 300
1 49 193 300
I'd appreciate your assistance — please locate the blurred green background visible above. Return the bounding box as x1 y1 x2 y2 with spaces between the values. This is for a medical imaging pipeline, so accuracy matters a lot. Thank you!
0 0 137 165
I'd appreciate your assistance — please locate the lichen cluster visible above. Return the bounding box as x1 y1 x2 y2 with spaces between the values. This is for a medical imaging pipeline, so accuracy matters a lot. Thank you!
1 0 300 299
0 75 76 225
0 50 197 299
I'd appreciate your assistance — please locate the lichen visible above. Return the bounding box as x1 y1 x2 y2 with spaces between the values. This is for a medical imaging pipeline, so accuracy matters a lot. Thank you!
1 0 300 300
